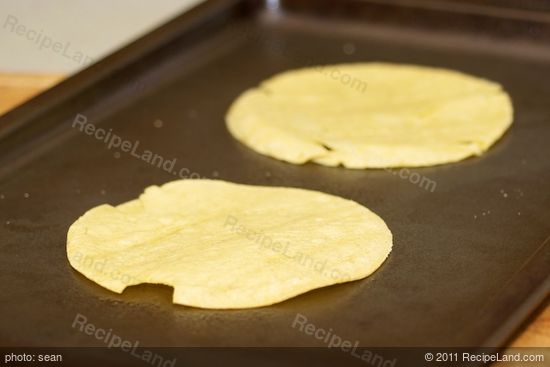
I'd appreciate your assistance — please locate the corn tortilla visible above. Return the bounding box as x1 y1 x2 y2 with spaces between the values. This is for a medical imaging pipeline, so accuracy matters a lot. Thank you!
67 180 392 309
226 63 513 168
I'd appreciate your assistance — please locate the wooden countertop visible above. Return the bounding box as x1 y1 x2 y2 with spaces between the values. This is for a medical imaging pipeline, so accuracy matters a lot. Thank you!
0 73 65 116
0 72 548 348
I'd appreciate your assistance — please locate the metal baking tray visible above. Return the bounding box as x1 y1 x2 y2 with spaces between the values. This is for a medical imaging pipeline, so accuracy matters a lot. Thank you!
1 0 549 361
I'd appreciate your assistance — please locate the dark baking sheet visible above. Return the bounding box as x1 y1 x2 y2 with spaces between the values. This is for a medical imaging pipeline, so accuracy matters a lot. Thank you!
1 0 549 356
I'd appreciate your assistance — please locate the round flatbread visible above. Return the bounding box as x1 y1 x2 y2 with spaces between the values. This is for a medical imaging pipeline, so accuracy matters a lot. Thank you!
67 180 392 309
226 62 513 168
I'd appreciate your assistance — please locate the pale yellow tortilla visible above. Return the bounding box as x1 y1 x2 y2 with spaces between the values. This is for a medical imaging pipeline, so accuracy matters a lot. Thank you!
226 63 513 168
67 180 392 309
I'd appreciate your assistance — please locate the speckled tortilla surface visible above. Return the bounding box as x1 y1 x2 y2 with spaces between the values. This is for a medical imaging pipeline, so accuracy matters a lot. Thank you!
67 180 392 309
226 63 513 168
